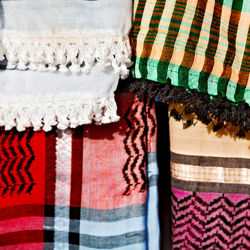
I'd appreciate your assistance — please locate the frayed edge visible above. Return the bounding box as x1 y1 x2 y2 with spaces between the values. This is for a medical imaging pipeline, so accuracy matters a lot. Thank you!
129 79 250 137
0 35 132 79
0 95 120 132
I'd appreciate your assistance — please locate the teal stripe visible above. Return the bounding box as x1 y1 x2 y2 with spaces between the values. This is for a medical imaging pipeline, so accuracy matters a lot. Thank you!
207 75 220 96
198 0 224 93
157 0 187 82
178 0 207 88
244 87 250 105
139 1 166 81
188 69 200 90
226 80 237 102
133 57 143 79
234 26 250 102
136 57 250 105
217 0 241 101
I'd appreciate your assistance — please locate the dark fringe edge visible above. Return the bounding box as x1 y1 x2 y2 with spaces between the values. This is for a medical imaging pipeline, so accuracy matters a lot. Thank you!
129 79 250 137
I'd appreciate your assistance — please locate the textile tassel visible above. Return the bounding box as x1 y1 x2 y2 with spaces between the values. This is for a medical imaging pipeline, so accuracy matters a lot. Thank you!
129 79 250 137
0 96 121 132
0 36 132 78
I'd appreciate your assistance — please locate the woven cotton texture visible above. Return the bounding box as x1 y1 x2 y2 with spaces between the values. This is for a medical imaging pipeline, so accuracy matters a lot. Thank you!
0 91 160 249
131 0 250 106
0 0 132 78
169 116 250 249
0 67 121 132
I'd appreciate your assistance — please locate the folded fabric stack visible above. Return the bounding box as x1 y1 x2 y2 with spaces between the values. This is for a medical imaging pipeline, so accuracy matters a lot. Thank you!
0 0 132 131
0 0 249 249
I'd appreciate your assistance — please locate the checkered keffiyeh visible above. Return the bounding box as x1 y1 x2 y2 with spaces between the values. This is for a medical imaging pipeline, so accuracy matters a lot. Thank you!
131 0 250 106
0 91 160 249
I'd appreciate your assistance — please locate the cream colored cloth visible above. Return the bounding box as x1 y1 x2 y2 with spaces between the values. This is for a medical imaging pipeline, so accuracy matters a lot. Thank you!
0 0 132 78
0 0 132 131
0 66 120 131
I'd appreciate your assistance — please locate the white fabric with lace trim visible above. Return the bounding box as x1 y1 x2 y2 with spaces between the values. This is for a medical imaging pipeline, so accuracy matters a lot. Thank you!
0 0 132 78
0 65 120 131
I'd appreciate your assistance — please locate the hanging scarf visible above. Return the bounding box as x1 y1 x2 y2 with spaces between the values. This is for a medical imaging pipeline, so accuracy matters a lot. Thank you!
130 0 250 135
0 0 133 131
169 114 250 249
0 67 120 131
0 0 132 77
0 90 160 249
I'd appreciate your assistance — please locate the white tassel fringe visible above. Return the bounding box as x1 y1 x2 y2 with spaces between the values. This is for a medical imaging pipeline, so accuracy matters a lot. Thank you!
0 34 132 79
0 95 120 132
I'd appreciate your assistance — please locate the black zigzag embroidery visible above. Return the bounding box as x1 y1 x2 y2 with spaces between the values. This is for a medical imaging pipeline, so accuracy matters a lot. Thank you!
172 191 250 249
122 95 156 195
0 129 36 197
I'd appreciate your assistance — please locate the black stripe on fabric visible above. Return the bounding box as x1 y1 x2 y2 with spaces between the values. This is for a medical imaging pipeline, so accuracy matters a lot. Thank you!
171 177 250 195
171 152 250 168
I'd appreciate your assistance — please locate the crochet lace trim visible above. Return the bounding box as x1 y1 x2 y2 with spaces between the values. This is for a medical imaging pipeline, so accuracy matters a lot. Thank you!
0 31 132 79
0 94 120 132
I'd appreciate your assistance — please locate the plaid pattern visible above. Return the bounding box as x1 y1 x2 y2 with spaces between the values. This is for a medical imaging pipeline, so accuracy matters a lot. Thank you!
0 91 160 249
131 0 250 105
169 115 250 249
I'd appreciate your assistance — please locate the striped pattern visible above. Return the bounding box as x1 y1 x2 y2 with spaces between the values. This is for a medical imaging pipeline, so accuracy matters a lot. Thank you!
169 115 250 249
0 91 160 249
131 0 250 105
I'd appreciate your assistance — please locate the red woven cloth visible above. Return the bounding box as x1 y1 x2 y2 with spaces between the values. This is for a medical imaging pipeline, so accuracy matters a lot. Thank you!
0 91 158 249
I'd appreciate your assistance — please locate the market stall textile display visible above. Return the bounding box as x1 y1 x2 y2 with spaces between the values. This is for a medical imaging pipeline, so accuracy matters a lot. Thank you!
131 0 250 135
169 114 250 249
0 0 132 131
0 91 160 249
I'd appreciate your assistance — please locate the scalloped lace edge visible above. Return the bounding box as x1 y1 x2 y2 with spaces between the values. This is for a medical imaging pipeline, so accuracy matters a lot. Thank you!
0 95 120 132
0 34 132 79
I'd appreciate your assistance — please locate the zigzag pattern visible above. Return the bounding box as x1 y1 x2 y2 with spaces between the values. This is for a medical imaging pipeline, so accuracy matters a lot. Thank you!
172 190 250 249
122 95 156 195
0 129 35 197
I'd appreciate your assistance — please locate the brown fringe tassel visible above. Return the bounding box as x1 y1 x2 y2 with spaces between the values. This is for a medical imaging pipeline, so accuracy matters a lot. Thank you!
129 79 250 137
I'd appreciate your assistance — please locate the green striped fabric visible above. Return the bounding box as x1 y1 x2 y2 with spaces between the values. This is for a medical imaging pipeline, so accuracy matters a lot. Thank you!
131 0 250 105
